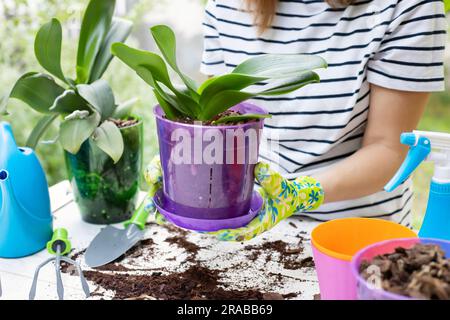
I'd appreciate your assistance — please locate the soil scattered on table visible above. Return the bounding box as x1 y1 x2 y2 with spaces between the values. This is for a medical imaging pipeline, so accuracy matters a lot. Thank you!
165 236 200 262
83 264 293 300
64 225 310 300
244 240 314 270
359 243 450 300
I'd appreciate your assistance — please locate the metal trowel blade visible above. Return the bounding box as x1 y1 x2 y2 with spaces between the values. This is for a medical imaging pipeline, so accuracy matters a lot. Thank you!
85 224 144 268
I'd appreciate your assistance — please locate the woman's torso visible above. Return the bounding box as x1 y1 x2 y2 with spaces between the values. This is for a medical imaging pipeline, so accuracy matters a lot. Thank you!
201 0 447 224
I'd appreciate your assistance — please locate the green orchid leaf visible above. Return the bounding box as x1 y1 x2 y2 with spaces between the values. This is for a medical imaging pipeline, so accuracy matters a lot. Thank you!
132 65 187 118
199 73 267 108
9 72 65 113
112 97 139 119
156 80 199 117
153 89 179 120
59 112 100 154
213 113 272 125
155 82 191 116
197 76 216 95
111 43 174 90
201 71 320 120
134 62 199 118
88 18 133 82
26 114 59 149
49 90 90 113
258 71 320 95
77 79 115 121
199 90 254 121
34 18 66 83
150 25 199 95
112 43 201 118
76 0 115 83
232 54 327 78
92 120 124 163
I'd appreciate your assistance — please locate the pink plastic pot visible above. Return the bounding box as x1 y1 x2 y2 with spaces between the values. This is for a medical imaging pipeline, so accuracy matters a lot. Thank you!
351 238 450 300
311 218 417 300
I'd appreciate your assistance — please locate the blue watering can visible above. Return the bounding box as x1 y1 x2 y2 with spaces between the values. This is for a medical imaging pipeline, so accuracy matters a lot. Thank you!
0 122 52 258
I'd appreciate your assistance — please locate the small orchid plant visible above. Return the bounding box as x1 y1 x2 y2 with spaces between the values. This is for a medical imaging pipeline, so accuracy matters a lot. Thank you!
112 25 327 124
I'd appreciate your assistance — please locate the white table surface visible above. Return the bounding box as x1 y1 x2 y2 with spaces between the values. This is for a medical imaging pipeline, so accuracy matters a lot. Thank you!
0 181 321 300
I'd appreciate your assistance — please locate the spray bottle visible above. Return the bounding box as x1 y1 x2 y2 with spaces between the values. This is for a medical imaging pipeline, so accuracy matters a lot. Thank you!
385 130 450 240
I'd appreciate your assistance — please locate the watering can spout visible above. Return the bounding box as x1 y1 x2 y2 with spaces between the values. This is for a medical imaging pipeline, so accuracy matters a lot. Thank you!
0 122 18 159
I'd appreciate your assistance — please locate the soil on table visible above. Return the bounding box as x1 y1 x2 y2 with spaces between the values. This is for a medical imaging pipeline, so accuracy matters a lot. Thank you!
84 265 293 300
244 240 314 270
64 224 315 300
359 243 450 300
169 110 257 126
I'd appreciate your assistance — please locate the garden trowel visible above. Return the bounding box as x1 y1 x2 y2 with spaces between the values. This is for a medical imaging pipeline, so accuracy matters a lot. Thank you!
85 196 153 268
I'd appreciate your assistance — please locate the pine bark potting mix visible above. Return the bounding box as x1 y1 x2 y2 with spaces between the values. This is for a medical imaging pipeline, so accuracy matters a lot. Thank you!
359 243 450 300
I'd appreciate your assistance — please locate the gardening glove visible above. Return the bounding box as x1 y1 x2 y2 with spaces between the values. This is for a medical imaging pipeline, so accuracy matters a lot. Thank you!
135 156 167 225
208 162 324 241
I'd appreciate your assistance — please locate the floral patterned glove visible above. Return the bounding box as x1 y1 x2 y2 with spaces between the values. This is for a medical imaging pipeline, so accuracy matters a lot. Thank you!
134 156 167 225
208 162 324 241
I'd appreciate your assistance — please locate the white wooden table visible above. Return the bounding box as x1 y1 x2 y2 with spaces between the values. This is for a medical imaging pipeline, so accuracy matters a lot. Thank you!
0 181 320 300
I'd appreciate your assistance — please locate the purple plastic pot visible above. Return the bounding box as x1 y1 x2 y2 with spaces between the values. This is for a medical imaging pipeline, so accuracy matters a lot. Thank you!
154 102 267 220
351 238 450 300
154 189 263 231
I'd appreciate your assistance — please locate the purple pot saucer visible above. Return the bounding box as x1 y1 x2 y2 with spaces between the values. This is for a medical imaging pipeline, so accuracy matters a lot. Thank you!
153 190 263 232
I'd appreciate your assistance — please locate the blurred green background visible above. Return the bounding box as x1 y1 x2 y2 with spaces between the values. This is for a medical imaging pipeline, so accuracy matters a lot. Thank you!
0 0 448 229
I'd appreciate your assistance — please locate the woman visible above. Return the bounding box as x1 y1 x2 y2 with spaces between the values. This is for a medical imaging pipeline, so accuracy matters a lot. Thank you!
197 0 447 237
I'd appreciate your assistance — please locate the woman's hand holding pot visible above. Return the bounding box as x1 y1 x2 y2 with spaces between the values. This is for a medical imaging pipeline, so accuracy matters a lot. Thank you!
209 162 324 241
141 157 324 241
137 156 167 226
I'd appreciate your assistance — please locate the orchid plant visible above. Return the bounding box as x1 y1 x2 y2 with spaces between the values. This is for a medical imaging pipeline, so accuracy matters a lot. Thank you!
4 0 134 163
112 25 327 124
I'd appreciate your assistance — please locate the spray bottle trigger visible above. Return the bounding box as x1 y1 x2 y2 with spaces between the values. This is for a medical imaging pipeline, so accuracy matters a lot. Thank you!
384 134 431 192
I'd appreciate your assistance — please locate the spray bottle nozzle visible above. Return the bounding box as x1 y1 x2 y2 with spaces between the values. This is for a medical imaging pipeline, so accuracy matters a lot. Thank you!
385 130 450 192
400 133 418 147
384 133 431 192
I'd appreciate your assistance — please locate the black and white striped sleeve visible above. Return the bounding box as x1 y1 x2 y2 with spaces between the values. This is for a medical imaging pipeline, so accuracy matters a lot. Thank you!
201 0 227 76
367 0 447 92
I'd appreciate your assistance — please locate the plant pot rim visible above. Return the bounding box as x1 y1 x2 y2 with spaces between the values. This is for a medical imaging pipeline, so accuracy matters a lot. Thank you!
153 103 268 129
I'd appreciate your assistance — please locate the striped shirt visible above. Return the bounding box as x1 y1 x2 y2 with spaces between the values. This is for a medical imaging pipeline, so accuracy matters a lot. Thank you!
200 0 447 225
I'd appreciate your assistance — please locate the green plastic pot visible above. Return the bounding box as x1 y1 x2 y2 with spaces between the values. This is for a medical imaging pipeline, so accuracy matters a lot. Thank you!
65 118 143 224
